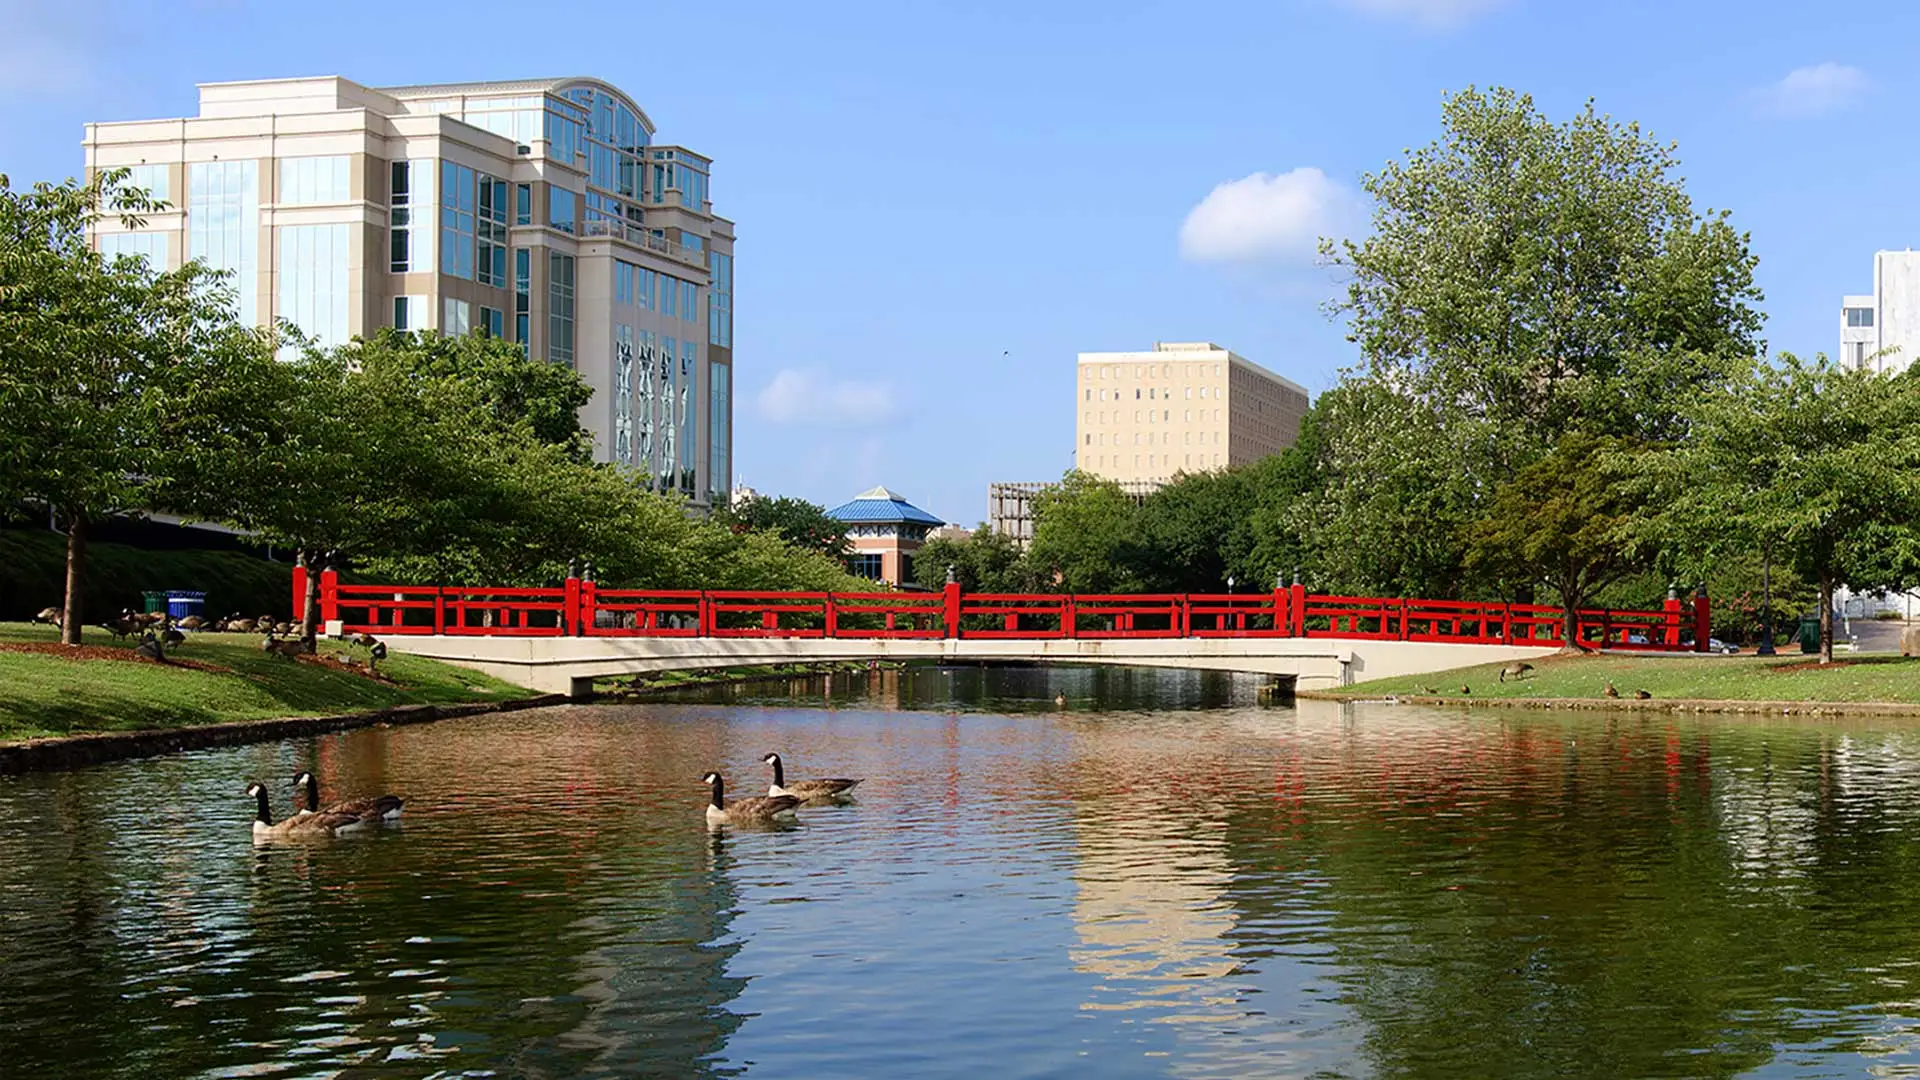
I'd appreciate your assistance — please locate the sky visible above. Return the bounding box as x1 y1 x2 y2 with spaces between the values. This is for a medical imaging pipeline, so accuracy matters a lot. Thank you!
1 0 1910 525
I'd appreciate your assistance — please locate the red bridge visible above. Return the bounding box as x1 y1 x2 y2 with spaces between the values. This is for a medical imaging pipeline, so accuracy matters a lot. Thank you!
296 567 1714 695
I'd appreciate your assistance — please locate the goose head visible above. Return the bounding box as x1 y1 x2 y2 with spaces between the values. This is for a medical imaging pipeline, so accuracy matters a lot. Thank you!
761 753 781 766
293 770 317 811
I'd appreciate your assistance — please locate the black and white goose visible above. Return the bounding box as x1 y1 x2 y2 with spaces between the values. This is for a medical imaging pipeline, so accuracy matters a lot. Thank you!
246 782 366 839
703 772 801 824
292 771 403 821
762 752 861 800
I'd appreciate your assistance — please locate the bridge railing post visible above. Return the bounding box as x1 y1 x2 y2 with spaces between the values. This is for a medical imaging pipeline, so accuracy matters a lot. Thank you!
291 558 307 624
826 594 839 639
1289 581 1307 637
319 564 338 628
1270 583 1285 638
943 580 961 639
1663 586 1682 649
699 592 712 637
563 561 581 636
1693 583 1711 653
579 578 597 637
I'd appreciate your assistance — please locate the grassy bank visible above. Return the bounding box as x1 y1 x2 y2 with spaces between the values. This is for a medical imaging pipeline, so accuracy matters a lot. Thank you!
1320 650 1920 707
0 623 531 742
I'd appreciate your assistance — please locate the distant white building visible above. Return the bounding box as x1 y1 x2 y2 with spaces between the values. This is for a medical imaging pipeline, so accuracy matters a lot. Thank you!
1840 251 1920 374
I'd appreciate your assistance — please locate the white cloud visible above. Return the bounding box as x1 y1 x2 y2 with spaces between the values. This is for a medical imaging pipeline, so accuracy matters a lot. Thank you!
1178 167 1360 265
1336 0 1510 29
755 369 899 426
1756 62 1868 118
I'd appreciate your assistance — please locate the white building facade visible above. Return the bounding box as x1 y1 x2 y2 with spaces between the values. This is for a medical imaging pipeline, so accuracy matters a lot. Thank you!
83 75 734 508
1840 251 1920 375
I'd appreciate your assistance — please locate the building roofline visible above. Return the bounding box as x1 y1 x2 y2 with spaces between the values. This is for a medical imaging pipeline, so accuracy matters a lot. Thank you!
377 76 657 135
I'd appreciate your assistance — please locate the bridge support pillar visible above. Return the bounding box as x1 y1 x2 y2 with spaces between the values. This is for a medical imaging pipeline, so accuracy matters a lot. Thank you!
567 675 597 700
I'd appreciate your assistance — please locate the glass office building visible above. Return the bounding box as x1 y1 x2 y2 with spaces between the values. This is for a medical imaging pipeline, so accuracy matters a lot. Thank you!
84 75 735 507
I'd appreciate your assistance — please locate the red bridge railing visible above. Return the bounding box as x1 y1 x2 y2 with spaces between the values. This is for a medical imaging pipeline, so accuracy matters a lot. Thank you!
295 568 1713 652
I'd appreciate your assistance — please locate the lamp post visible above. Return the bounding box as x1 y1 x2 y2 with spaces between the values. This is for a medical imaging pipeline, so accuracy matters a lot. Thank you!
1757 543 1776 656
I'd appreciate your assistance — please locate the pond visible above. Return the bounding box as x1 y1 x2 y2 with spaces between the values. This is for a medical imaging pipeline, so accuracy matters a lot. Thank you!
7 665 1920 1077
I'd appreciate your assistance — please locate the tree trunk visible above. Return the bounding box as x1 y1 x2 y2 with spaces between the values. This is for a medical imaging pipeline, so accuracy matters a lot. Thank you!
61 511 87 647
1560 602 1580 654
1820 573 1835 665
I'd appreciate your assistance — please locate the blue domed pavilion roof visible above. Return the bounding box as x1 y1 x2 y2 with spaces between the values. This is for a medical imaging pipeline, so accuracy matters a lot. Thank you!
826 486 944 526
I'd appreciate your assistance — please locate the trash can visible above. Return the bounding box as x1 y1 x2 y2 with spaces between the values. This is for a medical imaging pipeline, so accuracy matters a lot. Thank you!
141 591 169 614
165 590 207 622
1797 616 1822 654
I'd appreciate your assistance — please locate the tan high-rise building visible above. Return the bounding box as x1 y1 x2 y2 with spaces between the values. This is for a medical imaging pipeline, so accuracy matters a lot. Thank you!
1074 342 1309 484
82 75 734 508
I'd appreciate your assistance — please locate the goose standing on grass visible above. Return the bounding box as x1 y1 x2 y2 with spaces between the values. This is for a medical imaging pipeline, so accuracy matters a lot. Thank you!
762 752 861 800
703 772 801 824
246 782 366 839
292 771 403 821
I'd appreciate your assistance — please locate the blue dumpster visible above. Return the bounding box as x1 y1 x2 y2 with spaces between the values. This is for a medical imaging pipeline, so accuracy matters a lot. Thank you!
166 590 207 622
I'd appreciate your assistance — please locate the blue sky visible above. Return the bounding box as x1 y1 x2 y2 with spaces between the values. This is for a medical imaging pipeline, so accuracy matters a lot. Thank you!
0 0 1906 524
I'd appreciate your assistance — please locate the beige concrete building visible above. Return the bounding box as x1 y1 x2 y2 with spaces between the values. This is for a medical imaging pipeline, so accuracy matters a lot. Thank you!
1074 342 1308 484
82 75 734 508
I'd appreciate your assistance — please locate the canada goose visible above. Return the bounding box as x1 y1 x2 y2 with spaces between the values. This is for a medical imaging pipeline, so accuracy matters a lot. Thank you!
161 627 186 650
135 631 167 661
293 771 403 821
100 610 138 641
349 632 381 649
1054 691 1068 708
1419 685 1439 695
367 640 387 673
261 632 307 660
31 606 62 627
272 621 294 637
246 782 365 838
703 772 801 824
1499 661 1533 683
1604 682 1620 699
762 752 861 800
1634 689 1653 700
1459 684 1472 696
253 615 275 633
177 615 206 631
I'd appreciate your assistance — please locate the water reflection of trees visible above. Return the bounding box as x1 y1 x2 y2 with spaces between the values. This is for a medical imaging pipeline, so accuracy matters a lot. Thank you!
1220 709 1920 1077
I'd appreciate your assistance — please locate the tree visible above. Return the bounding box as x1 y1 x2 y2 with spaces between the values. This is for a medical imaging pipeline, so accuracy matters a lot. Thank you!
1647 354 1920 662
716 493 850 563
1462 433 1652 649
912 526 1044 593
335 329 595 459
0 170 271 644
1027 472 1142 593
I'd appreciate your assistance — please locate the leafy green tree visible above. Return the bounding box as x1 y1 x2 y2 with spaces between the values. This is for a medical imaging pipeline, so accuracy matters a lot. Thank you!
912 526 1044 593
1462 433 1652 649
0 170 273 643
333 329 594 459
1646 354 1920 662
716 493 850 563
1027 472 1142 593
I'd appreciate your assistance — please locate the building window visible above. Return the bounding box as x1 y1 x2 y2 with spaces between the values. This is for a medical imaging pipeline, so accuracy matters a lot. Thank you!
440 162 476 280
120 163 170 202
550 187 576 234
679 341 698 493
1846 307 1875 328
710 362 730 501
476 175 508 287
615 259 636 305
514 247 532 355
850 554 883 580
515 183 532 225
188 160 259 320
393 295 424 330
548 252 575 365
709 252 732 348
1846 340 1870 369
479 306 503 338
680 278 698 321
443 298 470 337
97 231 168 268
278 156 350 204
389 161 432 273
614 325 635 465
277 223 350 348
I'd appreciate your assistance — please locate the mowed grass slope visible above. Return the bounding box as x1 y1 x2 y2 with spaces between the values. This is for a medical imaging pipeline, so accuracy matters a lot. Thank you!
1329 650 1920 705
0 623 532 742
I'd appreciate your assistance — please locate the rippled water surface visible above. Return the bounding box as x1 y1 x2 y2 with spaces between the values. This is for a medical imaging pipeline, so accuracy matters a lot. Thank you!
11 666 1920 1077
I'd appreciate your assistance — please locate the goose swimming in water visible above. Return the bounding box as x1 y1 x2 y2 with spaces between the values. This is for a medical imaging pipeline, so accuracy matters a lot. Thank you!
292 771 403 821
246 782 366 839
762 752 861 800
704 772 802 824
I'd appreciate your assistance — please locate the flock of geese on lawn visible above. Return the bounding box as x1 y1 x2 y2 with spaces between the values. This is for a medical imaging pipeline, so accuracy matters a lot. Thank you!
244 752 857 838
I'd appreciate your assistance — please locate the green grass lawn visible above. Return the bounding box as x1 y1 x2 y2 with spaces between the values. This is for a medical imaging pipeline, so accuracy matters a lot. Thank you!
1328 649 1920 706
0 623 533 742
